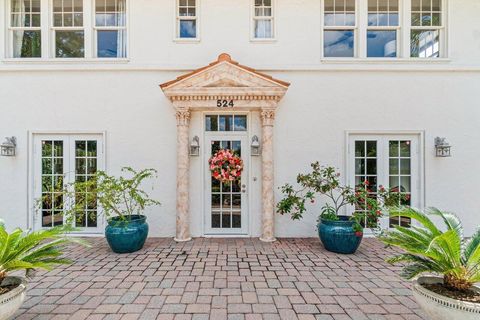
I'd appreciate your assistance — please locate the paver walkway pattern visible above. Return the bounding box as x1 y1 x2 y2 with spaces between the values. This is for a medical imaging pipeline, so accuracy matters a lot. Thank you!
15 238 426 320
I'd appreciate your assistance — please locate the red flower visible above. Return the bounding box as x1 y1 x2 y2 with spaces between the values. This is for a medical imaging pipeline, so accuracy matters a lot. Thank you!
355 231 363 237
376 210 382 216
364 180 370 186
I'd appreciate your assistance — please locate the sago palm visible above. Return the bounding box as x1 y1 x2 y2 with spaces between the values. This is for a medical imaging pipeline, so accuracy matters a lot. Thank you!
379 207 480 291
0 220 88 285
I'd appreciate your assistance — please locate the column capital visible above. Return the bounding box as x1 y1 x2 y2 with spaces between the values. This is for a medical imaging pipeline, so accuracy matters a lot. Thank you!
260 109 275 126
175 108 191 126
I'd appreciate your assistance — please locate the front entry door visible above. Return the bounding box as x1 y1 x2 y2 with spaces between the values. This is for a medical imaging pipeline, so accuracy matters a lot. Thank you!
204 136 248 235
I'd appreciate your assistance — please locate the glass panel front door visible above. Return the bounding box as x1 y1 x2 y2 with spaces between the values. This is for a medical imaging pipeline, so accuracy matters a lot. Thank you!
205 136 248 235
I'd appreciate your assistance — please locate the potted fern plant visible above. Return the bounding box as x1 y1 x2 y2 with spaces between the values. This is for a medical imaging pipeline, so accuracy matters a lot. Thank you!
0 220 86 320
380 207 480 320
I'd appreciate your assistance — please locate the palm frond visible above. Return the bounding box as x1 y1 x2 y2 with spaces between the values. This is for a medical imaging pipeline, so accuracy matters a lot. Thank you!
464 227 480 263
427 207 463 240
390 207 441 236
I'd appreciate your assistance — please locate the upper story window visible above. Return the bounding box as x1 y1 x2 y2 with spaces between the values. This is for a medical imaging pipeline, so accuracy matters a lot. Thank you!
53 0 85 58
410 0 442 58
323 0 356 57
253 0 274 40
177 0 198 39
322 0 446 59
10 0 42 58
95 0 127 58
7 0 128 59
367 0 399 58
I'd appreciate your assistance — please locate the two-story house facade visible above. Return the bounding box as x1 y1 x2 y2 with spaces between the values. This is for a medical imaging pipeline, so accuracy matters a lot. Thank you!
1 0 479 240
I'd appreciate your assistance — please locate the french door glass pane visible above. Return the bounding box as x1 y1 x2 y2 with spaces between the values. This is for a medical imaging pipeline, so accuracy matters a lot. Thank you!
206 115 247 132
210 140 242 230
354 140 378 228
389 140 412 227
41 140 64 227
75 140 98 228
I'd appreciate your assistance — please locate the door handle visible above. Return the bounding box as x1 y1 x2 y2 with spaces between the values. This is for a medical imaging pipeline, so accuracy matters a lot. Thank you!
241 184 246 193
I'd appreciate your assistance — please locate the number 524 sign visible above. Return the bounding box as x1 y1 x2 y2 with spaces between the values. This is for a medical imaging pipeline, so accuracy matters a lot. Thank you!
216 99 234 108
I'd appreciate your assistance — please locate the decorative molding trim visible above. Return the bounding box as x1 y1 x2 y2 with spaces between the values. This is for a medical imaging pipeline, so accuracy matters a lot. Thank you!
260 109 275 126
175 109 191 126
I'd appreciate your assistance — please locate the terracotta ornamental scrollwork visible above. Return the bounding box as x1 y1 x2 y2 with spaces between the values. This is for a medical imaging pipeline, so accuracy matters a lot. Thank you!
160 53 289 242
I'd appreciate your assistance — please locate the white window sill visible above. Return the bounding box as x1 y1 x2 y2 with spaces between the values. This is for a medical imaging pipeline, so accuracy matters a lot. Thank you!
250 38 277 44
2 58 130 64
173 38 201 43
320 58 452 64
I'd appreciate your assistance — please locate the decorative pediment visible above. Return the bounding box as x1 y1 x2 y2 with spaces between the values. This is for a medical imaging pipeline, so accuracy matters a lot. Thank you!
160 53 289 110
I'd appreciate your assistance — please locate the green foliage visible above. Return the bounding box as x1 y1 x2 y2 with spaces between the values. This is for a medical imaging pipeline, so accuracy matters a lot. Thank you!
379 207 480 292
0 224 88 283
277 162 406 234
38 167 161 226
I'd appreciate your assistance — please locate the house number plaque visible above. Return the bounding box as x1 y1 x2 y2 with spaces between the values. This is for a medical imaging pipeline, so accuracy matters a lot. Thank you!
216 99 234 108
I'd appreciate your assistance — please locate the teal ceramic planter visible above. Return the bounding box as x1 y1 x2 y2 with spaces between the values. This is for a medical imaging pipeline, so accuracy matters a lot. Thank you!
318 215 362 254
105 215 149 253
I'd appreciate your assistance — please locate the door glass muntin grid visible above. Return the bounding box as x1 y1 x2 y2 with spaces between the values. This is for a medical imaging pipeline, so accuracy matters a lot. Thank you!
354 140 378 228
389 140 412 227
75 140 98 228
41 140 64 227
210 140 242 229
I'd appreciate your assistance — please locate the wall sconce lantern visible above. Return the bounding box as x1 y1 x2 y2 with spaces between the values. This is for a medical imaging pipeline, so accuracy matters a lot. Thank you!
189 136 200 156
1 137 17 157
434 137 451 157
251 135 260 156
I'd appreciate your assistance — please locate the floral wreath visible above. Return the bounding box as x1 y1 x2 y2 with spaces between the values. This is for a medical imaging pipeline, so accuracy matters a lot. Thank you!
209 149 244 184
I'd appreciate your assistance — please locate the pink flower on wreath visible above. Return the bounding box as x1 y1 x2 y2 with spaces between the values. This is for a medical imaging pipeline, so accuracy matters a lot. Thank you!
209 149 244 184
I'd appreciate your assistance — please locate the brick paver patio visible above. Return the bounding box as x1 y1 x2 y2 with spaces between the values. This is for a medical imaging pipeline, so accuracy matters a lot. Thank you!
14 238 426 320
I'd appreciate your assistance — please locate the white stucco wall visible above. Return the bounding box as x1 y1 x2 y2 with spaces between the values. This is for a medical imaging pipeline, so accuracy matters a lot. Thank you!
0 0 479 237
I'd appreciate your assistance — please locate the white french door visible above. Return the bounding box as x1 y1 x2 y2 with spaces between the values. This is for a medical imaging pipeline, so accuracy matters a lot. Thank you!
33 134 104 232
204 135 249 235
348 134 421 230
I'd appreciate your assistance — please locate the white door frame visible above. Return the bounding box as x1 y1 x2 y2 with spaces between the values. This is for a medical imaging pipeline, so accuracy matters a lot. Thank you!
203 131 250 236
30 132 105 234
346 131 424 233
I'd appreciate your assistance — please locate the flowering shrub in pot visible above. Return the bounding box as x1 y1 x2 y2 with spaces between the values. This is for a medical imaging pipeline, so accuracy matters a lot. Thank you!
379 207 480 320
277 162 404 254
0 220 87 320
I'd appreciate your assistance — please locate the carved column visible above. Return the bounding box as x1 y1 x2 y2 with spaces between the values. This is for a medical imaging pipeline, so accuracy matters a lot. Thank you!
260 109 276 242
174 108 192 242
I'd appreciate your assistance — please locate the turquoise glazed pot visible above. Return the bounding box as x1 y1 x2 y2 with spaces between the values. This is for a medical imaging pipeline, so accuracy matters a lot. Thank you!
105 215 149 253
318 215 362 254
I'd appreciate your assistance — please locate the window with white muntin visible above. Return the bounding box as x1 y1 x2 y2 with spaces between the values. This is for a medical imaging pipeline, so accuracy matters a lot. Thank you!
95 0 127 58
410 0 443 58
367 0 400 58
252 0 274 40
322 0 446 59
52 0 85 58
7 0 128 59
9 0 42 58
323 0 356 58
176 0 198 39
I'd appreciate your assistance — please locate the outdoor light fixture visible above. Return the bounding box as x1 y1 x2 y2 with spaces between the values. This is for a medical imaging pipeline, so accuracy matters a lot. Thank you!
251 135 260 156
189 136 200 156
434 137 451 157
1 137 17 157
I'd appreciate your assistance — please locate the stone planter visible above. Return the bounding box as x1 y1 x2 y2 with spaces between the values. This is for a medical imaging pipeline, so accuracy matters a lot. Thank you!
105 215 149 253
0 276 27 320
318 215 363 254
413 276 480 320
